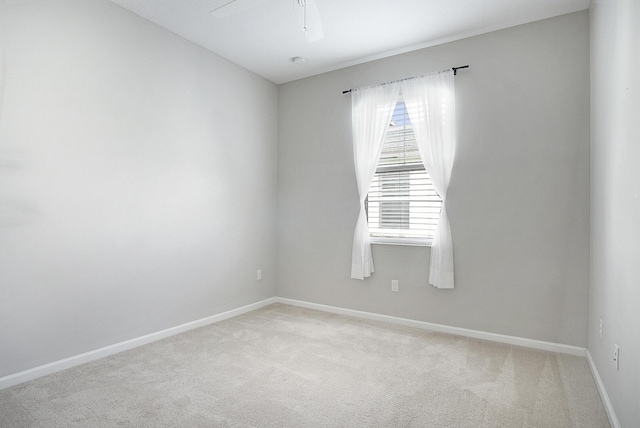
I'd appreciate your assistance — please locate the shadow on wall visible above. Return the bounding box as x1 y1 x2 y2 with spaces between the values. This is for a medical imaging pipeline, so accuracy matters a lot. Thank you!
0 43 40 227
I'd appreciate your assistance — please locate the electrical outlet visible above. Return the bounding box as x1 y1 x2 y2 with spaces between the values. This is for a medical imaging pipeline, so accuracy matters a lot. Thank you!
599 319 603 340
391 280 399 292
257 269 262 281
613 344 620 370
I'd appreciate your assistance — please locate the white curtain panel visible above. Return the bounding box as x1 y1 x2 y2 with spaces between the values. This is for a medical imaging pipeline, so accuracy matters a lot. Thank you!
401 71 457 289
350 82 400 280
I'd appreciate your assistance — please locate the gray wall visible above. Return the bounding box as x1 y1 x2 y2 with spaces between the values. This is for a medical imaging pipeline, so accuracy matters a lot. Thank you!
0 0 278 377
589 0 640 426
277 11 590 346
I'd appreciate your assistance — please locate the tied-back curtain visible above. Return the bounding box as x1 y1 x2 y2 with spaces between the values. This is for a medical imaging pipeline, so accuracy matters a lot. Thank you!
350 82 400 280
400 71 457 289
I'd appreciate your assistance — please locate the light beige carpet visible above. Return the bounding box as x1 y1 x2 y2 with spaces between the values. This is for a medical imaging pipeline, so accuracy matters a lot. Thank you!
0 303 609 427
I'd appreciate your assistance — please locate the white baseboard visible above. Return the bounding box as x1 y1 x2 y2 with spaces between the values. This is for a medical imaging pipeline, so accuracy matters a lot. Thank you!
1 296 589 391
586 350 621 428
276 297 587 357
0 297 277 391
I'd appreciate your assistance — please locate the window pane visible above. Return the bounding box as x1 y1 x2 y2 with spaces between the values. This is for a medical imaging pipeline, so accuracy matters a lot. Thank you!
378 102 422 168
367 100 442 243
380 172 410 228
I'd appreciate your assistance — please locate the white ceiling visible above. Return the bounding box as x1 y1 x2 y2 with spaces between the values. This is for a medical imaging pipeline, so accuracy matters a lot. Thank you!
108 0 591 84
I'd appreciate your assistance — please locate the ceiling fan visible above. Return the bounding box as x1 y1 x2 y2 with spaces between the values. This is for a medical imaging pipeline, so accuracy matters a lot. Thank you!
210 0 324 42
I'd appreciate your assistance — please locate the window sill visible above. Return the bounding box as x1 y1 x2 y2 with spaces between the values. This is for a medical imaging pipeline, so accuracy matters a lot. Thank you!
370 236 432 247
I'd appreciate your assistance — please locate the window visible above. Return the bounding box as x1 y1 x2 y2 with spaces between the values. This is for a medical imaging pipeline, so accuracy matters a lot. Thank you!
366 100 442 245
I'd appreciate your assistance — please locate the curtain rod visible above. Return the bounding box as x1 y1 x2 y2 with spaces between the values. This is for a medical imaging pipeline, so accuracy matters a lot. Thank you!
341 65 469 95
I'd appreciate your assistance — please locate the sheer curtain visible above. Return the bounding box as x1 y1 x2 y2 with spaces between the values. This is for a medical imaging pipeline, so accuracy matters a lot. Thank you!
350 82 400 280
401 71 457 289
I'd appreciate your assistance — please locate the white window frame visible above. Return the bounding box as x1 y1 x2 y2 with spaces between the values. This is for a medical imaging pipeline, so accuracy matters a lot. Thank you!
366 98 443 246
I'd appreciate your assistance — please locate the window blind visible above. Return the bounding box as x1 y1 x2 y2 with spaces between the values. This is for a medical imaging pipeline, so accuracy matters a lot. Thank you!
367 101 443 243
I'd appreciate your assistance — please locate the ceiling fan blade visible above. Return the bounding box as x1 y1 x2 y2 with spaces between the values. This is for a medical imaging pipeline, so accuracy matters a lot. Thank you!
210 0 268 18
295 0 323 42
